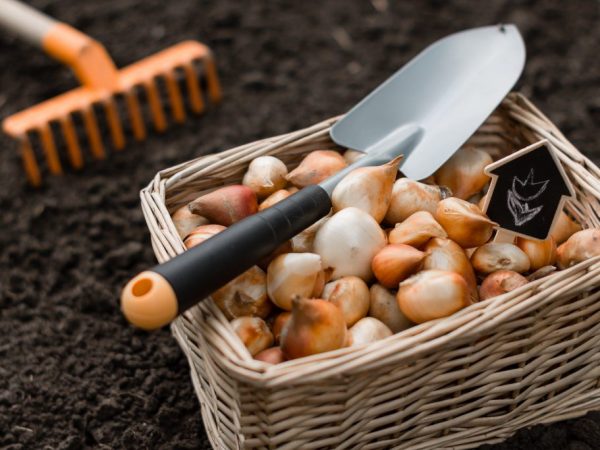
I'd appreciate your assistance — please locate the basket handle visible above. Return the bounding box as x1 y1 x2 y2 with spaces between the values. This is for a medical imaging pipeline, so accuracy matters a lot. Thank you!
121 185 333 330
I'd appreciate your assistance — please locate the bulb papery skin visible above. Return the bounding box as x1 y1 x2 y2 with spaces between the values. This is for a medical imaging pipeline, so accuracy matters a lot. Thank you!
231 317 274 356
516 236 557 271
434 146 492 200
550 211 582 245
272 311 291 344
255 347 286 364
369 284 413 333
189 185 258 226
371 244 425 289
331 156 401 223
242 155 289 199
322 276 370 327
389 211 447 248
471 243 531 274
286 150 347 188
396 270 472 323
211 266 272 320
423 237 479 302
267 253 325 310
259 189 292 211
385 178 451 224
314 207 387 281
479 270 528 300
184 224 226 249
556 229 600 269
348 317 393 347
172 205 209 239
291 215 330 253
280 298 347 360
435 197 498 248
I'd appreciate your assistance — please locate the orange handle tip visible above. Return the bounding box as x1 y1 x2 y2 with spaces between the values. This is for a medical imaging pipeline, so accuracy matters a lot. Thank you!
121 271 178 330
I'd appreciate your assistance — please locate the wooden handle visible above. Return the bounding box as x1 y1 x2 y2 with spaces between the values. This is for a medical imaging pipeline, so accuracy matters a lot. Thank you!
0 0 57 46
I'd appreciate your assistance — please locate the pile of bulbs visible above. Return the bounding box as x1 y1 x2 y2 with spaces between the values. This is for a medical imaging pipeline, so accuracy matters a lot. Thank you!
171 147 600 364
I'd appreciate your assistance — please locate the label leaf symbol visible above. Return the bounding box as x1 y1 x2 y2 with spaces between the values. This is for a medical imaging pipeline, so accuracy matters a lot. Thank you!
506 170 548 226
507 190 543 226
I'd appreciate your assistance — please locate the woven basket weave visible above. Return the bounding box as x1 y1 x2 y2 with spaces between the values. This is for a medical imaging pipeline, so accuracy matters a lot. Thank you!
140 93 600 449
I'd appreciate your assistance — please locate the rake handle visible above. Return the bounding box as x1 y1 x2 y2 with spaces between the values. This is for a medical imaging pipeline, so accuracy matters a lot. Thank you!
0 0 57 47
0 0 118 89
121 185 333 330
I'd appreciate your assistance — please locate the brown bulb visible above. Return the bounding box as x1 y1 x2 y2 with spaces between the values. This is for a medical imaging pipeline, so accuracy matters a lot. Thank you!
280 298 347 359
189 185 258 226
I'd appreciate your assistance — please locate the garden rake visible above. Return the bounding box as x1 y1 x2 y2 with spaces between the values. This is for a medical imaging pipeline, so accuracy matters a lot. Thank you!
0 0 221 186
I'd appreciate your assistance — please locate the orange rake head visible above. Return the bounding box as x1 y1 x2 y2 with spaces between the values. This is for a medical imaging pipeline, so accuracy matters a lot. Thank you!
1 1 221 186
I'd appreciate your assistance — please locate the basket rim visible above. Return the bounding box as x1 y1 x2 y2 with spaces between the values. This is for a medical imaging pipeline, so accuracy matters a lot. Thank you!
141 92 600 386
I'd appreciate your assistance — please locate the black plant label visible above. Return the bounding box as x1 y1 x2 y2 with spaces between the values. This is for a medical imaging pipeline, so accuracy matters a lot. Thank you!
482 140 574 240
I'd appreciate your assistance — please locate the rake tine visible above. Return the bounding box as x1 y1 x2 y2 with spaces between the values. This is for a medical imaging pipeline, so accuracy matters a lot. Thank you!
104 98 126 150
82 107 106 160
20 135 41 186
183 63 204 114
59 115 83 169
204 58 222 104
124 90 146 141
39 124 62 174
164 71 186 123
144 80 167 132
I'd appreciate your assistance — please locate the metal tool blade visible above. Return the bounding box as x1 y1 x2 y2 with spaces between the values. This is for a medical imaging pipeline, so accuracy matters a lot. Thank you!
329 24 525 181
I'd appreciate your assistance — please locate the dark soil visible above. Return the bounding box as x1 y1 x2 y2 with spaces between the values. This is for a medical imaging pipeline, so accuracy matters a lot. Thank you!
1 0 600 448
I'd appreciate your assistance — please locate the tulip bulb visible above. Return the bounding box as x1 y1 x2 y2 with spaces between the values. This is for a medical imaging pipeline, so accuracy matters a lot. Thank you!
389 211 447 248
435 197 498 248
434 146 492 200
314 207 387 280
267 253 325 310
281 298 347 359
343 149 366 164
423 237 479 302
397 270 472 323
172 205 209 239
242 156 288 199
471 243 530 274
369 284 413 332
254 347 286 364
371 244 425 288
348 317 392 347
322 276 370 327
259 189 292 211
556 229 600 269
184 224 226 249
272 311 291 344
479 270 528 300
550 211 582 245
231 317 274 356
331 156 402 222
291 215 330 253
385 178 452 224
189 185 258 226
516 236 557 271
286 150 347 188
211 266 272 319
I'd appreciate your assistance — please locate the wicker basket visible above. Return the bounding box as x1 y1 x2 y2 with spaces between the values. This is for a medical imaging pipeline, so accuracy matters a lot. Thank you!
140 93 600 449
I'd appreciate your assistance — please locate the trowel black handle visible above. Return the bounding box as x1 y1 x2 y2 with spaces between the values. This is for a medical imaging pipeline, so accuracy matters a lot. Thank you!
120 185 332 330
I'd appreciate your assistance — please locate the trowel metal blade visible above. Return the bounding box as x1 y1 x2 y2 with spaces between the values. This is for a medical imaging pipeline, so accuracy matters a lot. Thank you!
330 24 525 180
